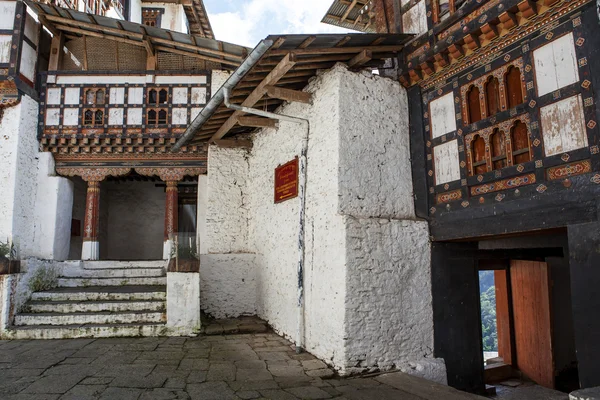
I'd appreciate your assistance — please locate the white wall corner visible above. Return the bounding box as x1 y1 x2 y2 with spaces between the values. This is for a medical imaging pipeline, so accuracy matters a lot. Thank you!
167 272 201 335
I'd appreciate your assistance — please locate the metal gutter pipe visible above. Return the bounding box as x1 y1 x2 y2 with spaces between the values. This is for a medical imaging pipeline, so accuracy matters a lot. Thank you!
171 39 274 151
223 88 310 354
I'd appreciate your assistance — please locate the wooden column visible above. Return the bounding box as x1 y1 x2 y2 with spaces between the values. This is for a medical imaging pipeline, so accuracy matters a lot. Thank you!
82 180 101 260
164 181 179 259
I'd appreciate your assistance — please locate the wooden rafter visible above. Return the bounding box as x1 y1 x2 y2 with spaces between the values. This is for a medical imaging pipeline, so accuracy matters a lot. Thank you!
348 49 372 68
237 117 278 128
210 53 298 142
341 0 359 21
265 86 312 104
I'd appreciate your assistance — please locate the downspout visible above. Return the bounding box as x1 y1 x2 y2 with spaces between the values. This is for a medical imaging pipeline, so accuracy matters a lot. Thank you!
223 88 309 353
171 39 273 152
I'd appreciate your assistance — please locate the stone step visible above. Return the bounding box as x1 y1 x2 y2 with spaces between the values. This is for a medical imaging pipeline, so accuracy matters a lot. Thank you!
14 310 165 326
27 300 165 314
60 268 165 279
31 286 166 302
82 261 167 270
57 277 166 287
6 323 168 340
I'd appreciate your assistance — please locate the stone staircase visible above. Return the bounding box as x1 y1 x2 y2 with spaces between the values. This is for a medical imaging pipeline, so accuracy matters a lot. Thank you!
10 261 169 339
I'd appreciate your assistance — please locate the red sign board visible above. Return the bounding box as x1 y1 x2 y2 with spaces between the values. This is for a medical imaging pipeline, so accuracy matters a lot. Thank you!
274 158 299 203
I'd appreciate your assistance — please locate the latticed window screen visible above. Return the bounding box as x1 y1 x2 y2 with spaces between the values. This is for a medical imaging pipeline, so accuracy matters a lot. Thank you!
83 88 105 126
147 88 169 125
143 8 162 27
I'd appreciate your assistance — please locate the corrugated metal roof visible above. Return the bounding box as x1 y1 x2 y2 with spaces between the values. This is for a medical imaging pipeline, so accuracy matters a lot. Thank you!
25 0 249 68
176 33 412 147
321 0 376 33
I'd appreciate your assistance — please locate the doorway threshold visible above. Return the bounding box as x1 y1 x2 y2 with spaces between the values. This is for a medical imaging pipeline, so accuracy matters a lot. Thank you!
487 380 568 400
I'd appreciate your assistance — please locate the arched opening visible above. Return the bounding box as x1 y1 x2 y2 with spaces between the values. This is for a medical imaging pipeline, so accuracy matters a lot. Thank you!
159 89 168 104
467 85 482 124
84 109 93 125
148 109 157 125
94 110 103 125
158 109 167 124
96 89 105 105
148 89 158 105
490 129 507 170
511 121 531 164
505 67 523 109
470 135 487 175
86 89 95 105
486 76 501 117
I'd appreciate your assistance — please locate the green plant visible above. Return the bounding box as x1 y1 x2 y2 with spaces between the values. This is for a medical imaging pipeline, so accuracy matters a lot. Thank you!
0 239 16 261
28 265 59 292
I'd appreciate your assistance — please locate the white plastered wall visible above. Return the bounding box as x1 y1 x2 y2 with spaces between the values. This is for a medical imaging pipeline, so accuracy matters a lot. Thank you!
0 95 74 260
203 64 439 377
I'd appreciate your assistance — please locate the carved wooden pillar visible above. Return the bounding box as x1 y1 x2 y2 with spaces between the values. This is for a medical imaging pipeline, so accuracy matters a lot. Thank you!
163 180 179 259
82 180 101 260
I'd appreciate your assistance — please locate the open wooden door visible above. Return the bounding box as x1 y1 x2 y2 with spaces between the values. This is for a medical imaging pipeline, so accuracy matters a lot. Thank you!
510 260 554 388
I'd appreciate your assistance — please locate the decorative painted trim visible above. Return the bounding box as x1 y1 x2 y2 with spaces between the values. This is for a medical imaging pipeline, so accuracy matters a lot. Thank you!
547 159 592 180
135 167 204 181
436 189 463 204
56 167 131 181
470 173 536 195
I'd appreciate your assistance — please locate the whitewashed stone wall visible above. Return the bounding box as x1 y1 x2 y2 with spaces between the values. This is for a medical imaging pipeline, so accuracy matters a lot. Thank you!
31 153 74 260
0 96 42 257
203 64 438 378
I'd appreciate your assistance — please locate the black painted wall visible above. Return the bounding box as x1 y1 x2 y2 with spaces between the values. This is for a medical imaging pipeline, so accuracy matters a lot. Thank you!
568 221 600 388
431 242 485 393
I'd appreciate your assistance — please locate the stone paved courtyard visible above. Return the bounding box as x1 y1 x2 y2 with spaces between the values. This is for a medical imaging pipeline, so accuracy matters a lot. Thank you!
0 332 485 400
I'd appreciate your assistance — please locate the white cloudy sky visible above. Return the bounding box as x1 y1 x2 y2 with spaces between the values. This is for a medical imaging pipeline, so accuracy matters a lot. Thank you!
204 0 350 48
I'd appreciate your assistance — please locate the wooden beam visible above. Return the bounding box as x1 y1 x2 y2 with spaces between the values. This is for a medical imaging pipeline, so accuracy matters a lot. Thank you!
298 36 316 49
265 85 312 104
213 139 253 149
54 24 144 47
45 14 144 39
154 46 240 67
38 15 60 37
48 32 64 71
348 49 372 68
341 0 359 21
335 35 352 47
237 116 278 128
210 53 298 142
269 45 403 56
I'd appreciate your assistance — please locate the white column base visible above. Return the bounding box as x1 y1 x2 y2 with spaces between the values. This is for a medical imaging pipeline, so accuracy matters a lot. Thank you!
163 240 172 260
82 241 99 261
167 272 201 336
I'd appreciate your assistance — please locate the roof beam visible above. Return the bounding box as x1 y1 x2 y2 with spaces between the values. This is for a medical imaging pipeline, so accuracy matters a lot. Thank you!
44 14 144 39
210 53 298 142
265 85 312 104
153 46 240 67
348 49 372 68
268 45 403 56
341 0 359 21
237 116 278 128
54 24 144 47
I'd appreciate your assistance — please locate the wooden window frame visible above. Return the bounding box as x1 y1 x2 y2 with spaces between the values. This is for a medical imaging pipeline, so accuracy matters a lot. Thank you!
466 117 532 176
146 87 169 126
142 8 163 28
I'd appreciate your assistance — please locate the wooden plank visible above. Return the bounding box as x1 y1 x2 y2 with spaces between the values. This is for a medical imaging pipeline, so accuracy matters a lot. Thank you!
45 14 144 39
495 269 513 366
298 36 316 49
54 24 144 47
213 139 253 148
341 0 359 21
154 46 240 67
335 35 352 47
269 45 404 56
237 116 277 128
348 49 372 67
210 53 298 142
265 85 312 104
48 32 64 71
510 260 554 389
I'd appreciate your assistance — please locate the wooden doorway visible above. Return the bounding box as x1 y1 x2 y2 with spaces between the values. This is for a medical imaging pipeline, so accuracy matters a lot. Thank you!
480 259 555 389
510 260 554 389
